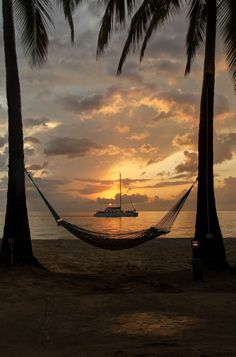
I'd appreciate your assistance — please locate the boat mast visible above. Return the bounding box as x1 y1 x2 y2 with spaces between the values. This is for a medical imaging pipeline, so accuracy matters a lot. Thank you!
119 173 122 210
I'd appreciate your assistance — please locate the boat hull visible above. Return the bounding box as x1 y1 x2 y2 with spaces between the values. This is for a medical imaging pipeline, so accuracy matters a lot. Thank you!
94 211 138 217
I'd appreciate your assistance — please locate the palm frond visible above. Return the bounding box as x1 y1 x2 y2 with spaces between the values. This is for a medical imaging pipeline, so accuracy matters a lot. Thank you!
97 0 138 57
219 0 236 92
185 0 207 75
116 0 155 74
140 0 182 62
117 0 182 75
56 0 83 43
14 0 53 67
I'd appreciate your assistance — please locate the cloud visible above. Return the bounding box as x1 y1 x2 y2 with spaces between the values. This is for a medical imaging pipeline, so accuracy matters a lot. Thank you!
0 136 6 148
25 175 72 191
24 136 41 145
140 144 156 153
214 94 230 116
138 180 190 189
216 176 236 210
0 153 7 171
26 162 48 172
96 192 149 206
60 94 105 112
152 110 175 122
75 177 151 186
215 132 236 163
116 61 144 84
122 178 151 186
77 184 111 195
24 117 52 128
44 137 102 157
24 147 36 156
144 157 160 167
115 123 130 134
157 90 200 118
157 171 171 177
173 131 236 165
129 132 149 141
172 132 197 151
175 151 198 177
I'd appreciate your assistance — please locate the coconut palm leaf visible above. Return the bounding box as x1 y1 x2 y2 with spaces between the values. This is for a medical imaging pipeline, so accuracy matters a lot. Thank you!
218 0 236 92
56 0 83 43
14 0 53 66
185 0 207 75
97 0 138 57
140 0 182 62
117 0 182 74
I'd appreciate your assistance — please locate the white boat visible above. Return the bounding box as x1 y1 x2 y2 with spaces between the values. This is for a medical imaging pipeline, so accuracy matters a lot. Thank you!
94 174 139 217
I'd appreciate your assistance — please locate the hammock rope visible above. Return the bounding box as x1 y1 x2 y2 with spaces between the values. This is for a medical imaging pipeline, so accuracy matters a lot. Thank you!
25 171 196 250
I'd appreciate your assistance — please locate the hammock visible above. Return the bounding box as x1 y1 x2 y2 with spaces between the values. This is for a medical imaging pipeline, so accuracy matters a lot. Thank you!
26 171 196 250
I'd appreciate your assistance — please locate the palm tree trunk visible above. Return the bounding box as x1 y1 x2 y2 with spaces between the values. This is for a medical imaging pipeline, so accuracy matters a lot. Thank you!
0 0 39 266
193 0 228 269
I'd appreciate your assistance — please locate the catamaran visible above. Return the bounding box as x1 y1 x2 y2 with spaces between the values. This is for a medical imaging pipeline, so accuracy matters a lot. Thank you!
94 174 138 217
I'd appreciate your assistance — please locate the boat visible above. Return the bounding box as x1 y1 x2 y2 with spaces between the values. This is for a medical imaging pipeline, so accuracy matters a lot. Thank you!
94 174 139 217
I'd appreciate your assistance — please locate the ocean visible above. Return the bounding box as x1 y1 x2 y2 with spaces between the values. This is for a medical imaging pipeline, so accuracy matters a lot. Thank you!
0 211 235 239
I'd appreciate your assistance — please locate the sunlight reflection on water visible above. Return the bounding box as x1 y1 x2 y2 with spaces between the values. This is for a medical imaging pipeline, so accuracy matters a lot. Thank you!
0 211 236 239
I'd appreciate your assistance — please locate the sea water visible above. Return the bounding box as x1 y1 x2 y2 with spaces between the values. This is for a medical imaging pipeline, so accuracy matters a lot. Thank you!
0 211 235 240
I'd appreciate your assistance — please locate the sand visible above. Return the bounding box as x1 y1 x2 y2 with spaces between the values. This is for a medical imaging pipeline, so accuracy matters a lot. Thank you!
0 237 236 356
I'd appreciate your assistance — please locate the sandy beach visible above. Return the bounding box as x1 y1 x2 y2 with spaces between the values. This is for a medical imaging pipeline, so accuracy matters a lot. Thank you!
1 237 236 356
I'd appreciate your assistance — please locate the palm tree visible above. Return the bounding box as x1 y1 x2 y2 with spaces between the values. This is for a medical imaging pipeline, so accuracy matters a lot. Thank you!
0 0 81 266
97 0 236 269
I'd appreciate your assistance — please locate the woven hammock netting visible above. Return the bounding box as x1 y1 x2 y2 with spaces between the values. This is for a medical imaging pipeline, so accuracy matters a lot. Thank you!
26 172 196 250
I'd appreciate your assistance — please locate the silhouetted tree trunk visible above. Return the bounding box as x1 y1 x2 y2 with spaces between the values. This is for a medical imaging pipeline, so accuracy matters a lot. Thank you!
194 0 228 269
0 0 39 266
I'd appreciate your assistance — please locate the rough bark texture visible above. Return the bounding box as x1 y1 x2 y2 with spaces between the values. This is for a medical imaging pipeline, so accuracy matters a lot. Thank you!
193 0 228 269
0 0 39 266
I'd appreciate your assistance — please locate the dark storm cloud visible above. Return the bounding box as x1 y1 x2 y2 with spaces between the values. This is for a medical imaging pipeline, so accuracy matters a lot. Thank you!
24 117 52 128
44 137 102 157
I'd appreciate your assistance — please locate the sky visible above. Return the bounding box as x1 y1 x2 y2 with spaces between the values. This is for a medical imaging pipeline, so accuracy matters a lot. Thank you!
0 1 235 212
